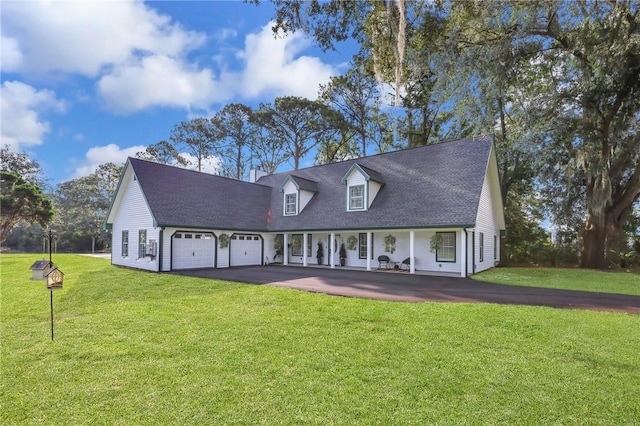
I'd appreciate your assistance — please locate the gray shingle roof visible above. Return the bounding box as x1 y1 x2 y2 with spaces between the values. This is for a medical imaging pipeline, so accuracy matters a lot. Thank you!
126 135 493 232
288 175 319 193
354 164 385 184
129 158 271 231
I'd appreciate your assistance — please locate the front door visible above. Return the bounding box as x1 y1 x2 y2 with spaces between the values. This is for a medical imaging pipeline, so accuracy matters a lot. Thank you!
326 236 338 266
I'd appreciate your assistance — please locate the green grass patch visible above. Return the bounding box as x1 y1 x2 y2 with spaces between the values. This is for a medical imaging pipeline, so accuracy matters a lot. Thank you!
2 254 639 425
473 267 640 296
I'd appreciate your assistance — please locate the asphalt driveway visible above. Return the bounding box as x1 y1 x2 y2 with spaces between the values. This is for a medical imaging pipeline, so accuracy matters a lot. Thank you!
173 265 640 314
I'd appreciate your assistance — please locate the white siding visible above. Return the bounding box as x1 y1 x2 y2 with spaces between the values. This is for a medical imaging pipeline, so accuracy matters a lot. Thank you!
216 232 230 268
368 181 382 207
299 190 314 212
473 148 504 273
346 170 367 187
110 170 159 272
282 180 297 194
414 230 462 274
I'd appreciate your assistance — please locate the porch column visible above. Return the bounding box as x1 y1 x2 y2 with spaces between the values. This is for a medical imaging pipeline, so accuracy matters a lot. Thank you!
283 233 289 266
460 229 467 277
330 233 335 269
366 232 372 271
303 233 308 267
409 231 415 274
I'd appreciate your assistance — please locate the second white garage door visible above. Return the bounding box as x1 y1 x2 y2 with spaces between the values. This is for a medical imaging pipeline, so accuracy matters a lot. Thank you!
172 232 215 269
230 234 262 266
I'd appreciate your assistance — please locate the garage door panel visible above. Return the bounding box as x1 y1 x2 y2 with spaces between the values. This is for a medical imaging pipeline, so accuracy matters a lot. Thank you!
230 235 262 266
172 232 214 269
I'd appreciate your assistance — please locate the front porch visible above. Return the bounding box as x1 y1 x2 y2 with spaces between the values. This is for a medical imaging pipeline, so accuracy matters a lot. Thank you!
270 262 463 278
266 228 474 278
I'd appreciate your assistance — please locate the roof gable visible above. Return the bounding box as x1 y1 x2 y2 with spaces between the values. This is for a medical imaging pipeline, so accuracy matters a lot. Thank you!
119 158 272 231
280 175 319 193
341 163 385 185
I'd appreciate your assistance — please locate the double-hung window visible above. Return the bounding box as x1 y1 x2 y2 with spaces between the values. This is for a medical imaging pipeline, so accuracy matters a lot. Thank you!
436 232 456 262
138 229 147 258
349 185 365 210
284 193 297 215
122 230 129 257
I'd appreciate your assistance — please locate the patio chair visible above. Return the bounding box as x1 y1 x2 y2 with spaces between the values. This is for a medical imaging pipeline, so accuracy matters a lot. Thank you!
377 255 390 269
401 257 411 270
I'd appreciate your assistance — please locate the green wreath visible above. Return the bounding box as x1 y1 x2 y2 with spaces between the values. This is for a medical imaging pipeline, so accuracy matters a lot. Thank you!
219 233 229 249
346 235 358 251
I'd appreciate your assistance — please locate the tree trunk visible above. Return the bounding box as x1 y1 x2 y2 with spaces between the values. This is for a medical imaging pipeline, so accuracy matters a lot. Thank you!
581 213 607 269
581 209 627 269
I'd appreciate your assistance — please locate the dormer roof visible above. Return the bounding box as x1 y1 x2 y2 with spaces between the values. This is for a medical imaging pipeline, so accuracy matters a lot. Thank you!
340 163 385 185
280 175 319 193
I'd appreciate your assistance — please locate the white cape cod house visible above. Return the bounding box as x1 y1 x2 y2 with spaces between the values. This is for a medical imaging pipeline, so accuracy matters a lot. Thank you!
105 135 505 277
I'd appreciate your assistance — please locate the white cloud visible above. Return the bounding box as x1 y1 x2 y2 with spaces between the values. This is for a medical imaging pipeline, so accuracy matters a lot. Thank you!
1 1 204 76
97 55 221 114
178 153 222 176
71 143 146 178
0 35 23 72
235 23 336 100
0 81 65 150
2 3 338 115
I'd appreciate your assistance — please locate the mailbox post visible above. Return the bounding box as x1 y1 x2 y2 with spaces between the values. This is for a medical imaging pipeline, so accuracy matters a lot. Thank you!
44 267 64 340
43 228 63 341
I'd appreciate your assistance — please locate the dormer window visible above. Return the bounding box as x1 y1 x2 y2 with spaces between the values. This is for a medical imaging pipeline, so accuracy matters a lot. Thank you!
280 175 318 216
342 163 385 212
349 185 365 210
284 193 298 215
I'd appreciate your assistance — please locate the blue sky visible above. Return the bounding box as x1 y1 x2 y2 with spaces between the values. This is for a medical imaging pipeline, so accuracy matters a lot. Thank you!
1 0 356 186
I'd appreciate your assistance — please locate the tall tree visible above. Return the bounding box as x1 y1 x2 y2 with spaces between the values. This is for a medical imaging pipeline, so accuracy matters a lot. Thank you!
213 103 257 180
136 140 189 167
1 145 46 187
169 117 218 173
266 0 640 270
256 96 340 170
52 163 123 252
319 64 388 157
249 106 290 174
0 171 54 245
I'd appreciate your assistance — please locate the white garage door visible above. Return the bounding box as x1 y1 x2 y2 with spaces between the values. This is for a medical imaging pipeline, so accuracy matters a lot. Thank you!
230 235 262 266
172 232 215 269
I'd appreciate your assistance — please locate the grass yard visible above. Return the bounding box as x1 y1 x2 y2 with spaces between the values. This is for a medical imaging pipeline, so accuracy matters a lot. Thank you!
473 267 640 295
2 254 639 425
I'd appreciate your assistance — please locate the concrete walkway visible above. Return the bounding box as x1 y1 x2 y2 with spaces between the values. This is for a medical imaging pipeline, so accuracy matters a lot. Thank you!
173 265 640 314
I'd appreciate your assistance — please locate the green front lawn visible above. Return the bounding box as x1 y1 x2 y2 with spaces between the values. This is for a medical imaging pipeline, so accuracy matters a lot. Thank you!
473 267 640 295
2 254 639 425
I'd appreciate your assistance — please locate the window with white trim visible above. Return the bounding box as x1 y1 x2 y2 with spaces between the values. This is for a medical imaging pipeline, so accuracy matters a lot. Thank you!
284 193 297 215
436 232 455 262
479 232 484 262
349 185 365 211
494 235 498 260
138 229 147 258
122 230 129 257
